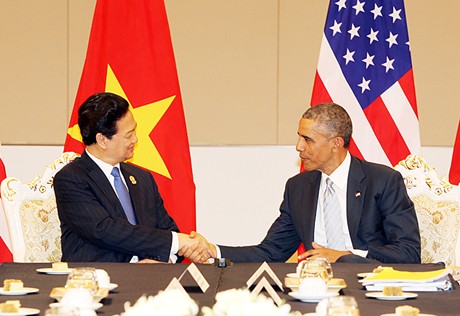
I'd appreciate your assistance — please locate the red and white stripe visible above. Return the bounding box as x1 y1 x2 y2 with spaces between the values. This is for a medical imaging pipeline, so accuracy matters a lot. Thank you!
312 35 421 167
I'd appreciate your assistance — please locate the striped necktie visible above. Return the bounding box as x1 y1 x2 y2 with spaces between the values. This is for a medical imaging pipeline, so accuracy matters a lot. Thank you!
111 167 137 225
323 178 346 250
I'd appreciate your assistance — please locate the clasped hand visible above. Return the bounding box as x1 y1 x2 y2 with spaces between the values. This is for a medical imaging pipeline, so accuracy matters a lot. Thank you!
297 242 351 263
178 231 217 263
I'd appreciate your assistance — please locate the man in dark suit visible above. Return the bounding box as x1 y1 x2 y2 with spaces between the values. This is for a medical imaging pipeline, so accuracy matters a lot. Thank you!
199 102 421 263
54 92 210 263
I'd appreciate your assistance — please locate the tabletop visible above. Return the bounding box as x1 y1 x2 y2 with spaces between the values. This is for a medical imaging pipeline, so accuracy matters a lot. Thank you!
0 262 457 316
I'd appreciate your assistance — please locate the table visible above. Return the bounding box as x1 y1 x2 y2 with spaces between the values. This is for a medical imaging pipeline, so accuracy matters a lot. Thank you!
0 262 458 315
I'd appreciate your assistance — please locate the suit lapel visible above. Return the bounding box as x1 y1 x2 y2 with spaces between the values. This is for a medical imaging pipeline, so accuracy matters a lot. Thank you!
346 157 366 245
300 173 321 249
80 152 131 220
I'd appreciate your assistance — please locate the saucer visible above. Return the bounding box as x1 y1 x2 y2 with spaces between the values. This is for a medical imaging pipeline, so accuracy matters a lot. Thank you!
100 283 118 291
36 268 72 275
0 287 39 295
366 292 418 300
288 291 338 303
285 277 346 294
357 272 376 278
50 287 109 303
0 308 40 316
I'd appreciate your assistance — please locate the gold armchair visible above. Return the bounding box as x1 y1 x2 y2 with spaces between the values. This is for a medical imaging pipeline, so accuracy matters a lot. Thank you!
395 154 460 265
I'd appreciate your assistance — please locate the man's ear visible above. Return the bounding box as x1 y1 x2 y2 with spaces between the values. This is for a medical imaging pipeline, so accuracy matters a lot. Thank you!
332 136 345 151
95 133 108 150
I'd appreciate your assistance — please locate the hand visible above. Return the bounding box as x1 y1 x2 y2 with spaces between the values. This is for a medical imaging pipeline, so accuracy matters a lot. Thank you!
188 231 217 258
297 242 351 263
177 231 215 263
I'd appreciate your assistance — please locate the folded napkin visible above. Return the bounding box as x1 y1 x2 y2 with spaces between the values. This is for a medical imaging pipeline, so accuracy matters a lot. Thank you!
363 268 453 292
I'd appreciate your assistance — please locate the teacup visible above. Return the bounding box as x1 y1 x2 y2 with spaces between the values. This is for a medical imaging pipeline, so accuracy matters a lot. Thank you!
298 277 328 296
95 269 110 288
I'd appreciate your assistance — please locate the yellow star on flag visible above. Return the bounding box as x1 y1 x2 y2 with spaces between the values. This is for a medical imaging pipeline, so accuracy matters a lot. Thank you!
67 64 174 179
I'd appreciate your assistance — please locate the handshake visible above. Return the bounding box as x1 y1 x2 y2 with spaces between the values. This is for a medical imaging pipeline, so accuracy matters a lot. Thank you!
177 231 217 263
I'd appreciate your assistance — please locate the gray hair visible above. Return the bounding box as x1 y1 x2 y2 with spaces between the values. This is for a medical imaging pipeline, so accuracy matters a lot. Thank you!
302 102 352 148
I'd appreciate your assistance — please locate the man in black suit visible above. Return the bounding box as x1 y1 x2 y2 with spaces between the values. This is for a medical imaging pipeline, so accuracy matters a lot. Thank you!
195 102 421 263
54 92 210 263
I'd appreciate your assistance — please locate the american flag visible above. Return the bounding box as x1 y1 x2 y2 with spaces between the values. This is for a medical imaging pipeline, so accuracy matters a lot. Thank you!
311 0 420 166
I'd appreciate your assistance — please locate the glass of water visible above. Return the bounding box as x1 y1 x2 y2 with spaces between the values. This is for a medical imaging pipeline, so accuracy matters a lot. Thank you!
326 296 360 316
306 257 333 279
44 306 79 316
65 267 98 295
299 259 330 282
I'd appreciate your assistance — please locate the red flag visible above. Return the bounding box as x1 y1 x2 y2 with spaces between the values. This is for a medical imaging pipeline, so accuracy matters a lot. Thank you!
0 144 13 262
64 0 196 232
449 120 460 185
310 0 420 167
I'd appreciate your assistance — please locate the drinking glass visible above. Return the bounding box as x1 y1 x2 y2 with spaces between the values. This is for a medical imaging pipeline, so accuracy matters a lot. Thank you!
306 257 333 279
326 296 360 316
44 306 79 316
65 267 99 295
299 259 330 282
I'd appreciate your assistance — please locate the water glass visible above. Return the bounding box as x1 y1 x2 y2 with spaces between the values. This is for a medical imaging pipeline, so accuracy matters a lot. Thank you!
44 306 79 316
299 259 330 282
306 257 333 279
65 267 99 295
326 296 360 316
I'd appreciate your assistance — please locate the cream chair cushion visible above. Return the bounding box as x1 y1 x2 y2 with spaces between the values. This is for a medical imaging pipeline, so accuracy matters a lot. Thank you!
0 152 78 262
395 155 460 265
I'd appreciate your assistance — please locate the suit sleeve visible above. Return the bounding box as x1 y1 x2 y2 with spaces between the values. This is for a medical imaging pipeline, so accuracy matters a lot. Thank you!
366 171 421 263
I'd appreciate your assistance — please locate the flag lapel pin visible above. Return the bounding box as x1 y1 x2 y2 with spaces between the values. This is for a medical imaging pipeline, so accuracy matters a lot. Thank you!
130 176 137 185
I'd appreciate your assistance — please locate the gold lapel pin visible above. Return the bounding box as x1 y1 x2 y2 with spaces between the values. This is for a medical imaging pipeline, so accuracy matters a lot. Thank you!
129 176 137 185
355 192 361 197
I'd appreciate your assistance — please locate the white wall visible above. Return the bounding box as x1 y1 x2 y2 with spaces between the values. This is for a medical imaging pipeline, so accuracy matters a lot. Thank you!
1 145 454 247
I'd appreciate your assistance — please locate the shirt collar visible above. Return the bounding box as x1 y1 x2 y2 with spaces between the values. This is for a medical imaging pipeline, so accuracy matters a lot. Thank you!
321 152 351 191
86 149 121 179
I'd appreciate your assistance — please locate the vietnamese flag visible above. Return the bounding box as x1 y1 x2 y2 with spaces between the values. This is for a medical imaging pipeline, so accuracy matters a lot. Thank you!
449 120 460 185
64 0 196 232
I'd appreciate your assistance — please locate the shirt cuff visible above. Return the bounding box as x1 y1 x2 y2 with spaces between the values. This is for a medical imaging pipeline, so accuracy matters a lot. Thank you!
170 231 179 263
350 248 368 258
214 244 222 259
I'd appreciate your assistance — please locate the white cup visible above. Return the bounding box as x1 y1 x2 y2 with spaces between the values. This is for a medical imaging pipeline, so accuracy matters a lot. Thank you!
95 269 110 288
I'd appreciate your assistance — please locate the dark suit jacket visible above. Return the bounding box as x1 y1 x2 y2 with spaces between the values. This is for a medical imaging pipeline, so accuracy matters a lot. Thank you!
220 156 421 263
54 151 181 262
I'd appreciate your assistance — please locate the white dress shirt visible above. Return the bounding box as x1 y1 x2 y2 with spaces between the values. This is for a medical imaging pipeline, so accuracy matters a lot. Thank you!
314 152 367 257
